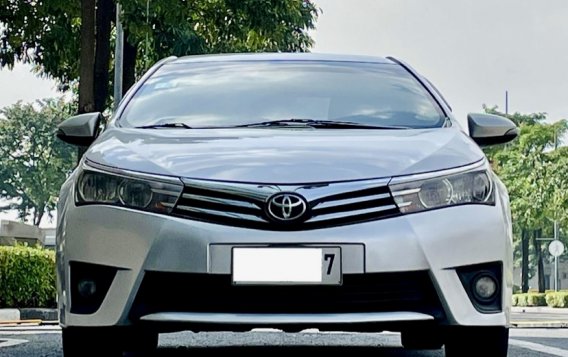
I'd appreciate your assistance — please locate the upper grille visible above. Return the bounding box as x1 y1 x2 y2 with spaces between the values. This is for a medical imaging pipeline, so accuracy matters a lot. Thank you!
170 178 400 230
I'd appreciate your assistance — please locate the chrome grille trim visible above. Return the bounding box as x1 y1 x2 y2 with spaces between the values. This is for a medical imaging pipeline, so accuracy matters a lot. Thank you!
152 188 182 196
296 178 390 202
181 193 261 210
312 193 391 210
171 178 400 230
180 178 276 201
391 188 421 197
176 205 266 222
309 204 399 223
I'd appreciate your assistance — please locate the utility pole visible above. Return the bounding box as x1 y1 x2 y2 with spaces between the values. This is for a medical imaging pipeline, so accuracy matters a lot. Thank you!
505 90 509 116
554 220 559 291
113 2 124 111
554 130 559 291
539 226 564 291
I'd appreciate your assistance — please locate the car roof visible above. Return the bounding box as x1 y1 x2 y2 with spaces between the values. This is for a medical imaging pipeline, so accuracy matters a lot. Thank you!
170 52 396 65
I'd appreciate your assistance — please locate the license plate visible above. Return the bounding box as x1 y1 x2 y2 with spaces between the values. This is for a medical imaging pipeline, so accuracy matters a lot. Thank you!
232 247 341 285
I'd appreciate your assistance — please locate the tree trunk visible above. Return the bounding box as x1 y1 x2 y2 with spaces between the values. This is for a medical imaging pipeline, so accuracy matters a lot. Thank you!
533 229 545 292
94 0 114 113
122 31 138 96
521 228 530 293
79 0 96 114
33 206 44 226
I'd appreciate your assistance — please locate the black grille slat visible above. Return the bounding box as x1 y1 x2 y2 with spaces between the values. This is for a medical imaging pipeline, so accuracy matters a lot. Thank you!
131 271 444 318
171 179 401 230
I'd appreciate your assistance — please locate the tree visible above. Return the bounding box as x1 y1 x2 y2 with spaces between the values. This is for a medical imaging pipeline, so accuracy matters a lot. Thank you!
79 0 96 114
1 0 319 110
484 105 568 292
0 99 76 226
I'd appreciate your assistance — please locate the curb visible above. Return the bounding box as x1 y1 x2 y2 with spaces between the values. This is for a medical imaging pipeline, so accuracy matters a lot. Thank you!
512 306 568 314
0 308 57 323
511 321 568 328
20 308 58 321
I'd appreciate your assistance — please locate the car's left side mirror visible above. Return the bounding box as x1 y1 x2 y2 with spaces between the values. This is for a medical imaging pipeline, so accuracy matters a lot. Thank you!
56 112 103 147
468 113 519 146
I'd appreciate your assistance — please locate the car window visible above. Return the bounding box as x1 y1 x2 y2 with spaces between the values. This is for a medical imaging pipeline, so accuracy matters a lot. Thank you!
119 61 445 128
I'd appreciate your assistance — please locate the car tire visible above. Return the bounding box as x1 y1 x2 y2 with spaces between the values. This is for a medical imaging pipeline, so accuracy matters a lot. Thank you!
62 327 158 357
444 326 509 357
401 328 444 350
122 329 159 356
62 327 121 356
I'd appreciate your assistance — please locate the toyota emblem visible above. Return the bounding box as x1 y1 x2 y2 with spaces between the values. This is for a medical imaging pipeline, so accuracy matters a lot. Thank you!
267 193 308 222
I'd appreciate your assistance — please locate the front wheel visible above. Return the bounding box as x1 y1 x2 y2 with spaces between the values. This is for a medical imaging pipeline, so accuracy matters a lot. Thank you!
401 328 443 350
444 327 509 357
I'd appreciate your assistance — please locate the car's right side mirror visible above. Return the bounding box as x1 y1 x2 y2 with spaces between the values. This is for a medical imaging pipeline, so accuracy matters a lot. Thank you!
467 113 519 147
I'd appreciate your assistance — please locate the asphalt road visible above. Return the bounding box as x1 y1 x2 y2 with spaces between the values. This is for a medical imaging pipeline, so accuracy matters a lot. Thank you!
1 327 568 356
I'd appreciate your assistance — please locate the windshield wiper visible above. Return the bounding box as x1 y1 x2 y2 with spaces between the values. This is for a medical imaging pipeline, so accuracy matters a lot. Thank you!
234 119 409 129
136 122 193 129
135 119 410 130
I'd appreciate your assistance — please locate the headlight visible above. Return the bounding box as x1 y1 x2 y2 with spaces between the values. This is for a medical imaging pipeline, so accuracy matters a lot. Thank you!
76 169 183 213
389 164 494 214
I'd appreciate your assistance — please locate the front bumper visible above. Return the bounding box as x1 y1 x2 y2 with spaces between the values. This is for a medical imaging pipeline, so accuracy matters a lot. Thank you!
57 201 512 330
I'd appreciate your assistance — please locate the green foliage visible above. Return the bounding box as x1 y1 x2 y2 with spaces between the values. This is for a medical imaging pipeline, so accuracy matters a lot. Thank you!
516 293 528 307
483 107 567 226
0 0 319 85
0 0 81 82
545 292 568 308
0 99 77 225
512 293 549 307
483 105 568 292
123 0 318 57
527 293 547 307
0 245 56 308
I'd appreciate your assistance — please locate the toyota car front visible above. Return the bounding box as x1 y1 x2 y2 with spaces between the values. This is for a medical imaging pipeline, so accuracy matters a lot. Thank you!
56 53 517 356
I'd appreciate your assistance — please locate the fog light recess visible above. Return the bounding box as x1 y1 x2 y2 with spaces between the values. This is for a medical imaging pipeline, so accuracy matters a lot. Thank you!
70 262 118 314
456 262 502 313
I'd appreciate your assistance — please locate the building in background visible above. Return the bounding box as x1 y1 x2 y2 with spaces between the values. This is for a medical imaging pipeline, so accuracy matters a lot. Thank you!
0 220 55 248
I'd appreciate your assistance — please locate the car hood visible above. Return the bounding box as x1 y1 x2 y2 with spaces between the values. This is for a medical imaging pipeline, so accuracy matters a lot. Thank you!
86 127 484 184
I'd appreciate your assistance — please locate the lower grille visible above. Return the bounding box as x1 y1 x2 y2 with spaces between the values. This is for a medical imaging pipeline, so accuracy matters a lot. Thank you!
131 271 444 319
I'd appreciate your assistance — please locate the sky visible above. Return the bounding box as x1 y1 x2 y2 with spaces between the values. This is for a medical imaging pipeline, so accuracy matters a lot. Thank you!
0 64 60 110
310 0 568 126
1 0 567 226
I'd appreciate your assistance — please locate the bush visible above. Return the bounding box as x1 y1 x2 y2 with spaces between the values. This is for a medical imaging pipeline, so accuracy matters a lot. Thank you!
526 293 547 306
0 245 56 308
513 292 552 307
516 293 528 307
546 292 568 308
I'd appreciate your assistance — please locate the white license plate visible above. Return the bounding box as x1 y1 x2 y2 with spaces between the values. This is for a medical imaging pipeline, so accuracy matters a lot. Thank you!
232 247 341 285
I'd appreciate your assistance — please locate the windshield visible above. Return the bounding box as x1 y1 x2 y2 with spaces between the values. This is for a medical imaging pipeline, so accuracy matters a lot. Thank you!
119 61 445 129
